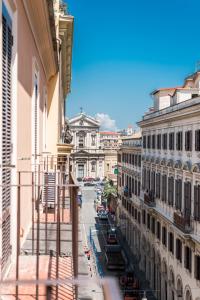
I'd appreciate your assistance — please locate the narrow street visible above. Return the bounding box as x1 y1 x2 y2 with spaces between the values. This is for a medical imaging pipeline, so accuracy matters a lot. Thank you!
78 186 157 300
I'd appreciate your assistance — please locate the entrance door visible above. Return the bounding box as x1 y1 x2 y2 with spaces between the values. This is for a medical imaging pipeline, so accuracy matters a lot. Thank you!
78 164 84 178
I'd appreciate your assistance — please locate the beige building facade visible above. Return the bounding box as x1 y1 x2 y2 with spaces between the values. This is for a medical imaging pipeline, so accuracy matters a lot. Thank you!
100 131 122 183
0 0 73 279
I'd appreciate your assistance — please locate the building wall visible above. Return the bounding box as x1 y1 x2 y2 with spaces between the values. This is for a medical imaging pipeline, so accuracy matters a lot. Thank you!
16 0 47 249
138 94 200 299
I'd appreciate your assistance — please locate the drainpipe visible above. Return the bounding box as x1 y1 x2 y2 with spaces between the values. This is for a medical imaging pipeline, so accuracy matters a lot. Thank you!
56 38 62 144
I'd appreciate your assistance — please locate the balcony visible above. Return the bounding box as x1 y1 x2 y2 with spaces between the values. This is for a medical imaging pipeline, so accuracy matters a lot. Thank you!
174 211 193 233
144 191 156 207
57 142 74 155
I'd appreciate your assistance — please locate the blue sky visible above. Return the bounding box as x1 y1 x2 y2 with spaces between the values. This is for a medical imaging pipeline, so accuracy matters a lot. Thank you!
65 0 200 130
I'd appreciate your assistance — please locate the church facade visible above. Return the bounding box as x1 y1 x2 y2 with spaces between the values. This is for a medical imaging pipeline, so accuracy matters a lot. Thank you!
69 113 105 179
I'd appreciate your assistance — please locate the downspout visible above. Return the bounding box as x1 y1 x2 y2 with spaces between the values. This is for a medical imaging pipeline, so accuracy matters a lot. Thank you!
57 38 62 143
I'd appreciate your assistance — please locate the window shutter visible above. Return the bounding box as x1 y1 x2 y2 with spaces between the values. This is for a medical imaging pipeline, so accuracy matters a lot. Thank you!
175 179 178 209
138 181 140 196
190 131 192 151
179 179 182 210
185 132 187 151
194 255 197 279
194 185 198 220
176 238 178 259
2 7 13 272
198 186 200 221
189 249 192 272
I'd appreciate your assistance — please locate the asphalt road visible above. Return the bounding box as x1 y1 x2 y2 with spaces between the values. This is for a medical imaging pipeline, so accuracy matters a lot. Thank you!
79 186 156 300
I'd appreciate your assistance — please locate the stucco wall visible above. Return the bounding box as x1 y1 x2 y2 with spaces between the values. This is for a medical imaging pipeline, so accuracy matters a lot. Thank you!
16 0 46 245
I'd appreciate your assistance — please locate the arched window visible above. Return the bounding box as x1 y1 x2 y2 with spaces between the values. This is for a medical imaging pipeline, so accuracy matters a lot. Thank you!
185 289 192 300
176 277 183 299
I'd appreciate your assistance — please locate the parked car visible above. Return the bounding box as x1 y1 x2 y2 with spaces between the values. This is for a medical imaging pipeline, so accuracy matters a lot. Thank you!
77 177 82 182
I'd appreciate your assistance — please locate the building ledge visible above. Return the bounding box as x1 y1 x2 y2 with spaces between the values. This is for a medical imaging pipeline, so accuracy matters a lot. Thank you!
57 143 74 155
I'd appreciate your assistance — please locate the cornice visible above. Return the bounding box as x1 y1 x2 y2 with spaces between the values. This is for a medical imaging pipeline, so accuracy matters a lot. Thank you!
22 0 58 80
139 102 200 128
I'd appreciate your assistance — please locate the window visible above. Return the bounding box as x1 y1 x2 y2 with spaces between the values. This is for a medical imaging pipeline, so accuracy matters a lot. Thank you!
138 212 141 224
185 130 192 151
132 178 134 193
91 161 96 172
184 246 192 273
152 135 156 149
131 206 134 217
147 135 151 149
161 174 167 202
176 239 182 263
157 134 161 149
176 131 183 151
78 135 85 148
147 214 151 229
134 179 138 195
143 136 146 149
194 185 200 221
169 132 174 150
151 217 155 234
107 163 109 172
168 177 174 206
142 210 146 225
156 173 161 198
168 232 174 254
151 171 155 195
162 226 167 247
195 255 200 280
175 179 182 211
118 154 121 163
134 155 138 166
138 181 141 196
132 154 135 165
138 155 141 167
184 182 191 219
146 169 150 191
162 133 168 150
142 168 146 190
195 129 200 151
91 135 96 146
134 209 138 220
156 222 161 240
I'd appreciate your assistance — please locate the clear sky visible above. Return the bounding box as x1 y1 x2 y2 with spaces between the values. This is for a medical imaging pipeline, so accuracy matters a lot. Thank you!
65 0 200 130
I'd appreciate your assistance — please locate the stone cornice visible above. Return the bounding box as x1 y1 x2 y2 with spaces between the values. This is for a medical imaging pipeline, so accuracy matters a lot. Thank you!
59 15 74 97
22 0 58 80
138 101 200 128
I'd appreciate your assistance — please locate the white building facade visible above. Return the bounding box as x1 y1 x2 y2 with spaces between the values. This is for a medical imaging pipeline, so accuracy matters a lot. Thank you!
137 73 200 300
69 113 105 179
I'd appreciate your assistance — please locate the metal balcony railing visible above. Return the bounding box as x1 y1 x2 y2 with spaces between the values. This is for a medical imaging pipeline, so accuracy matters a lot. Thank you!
173 211 193 233
143 191 156 207
0 154 125 300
